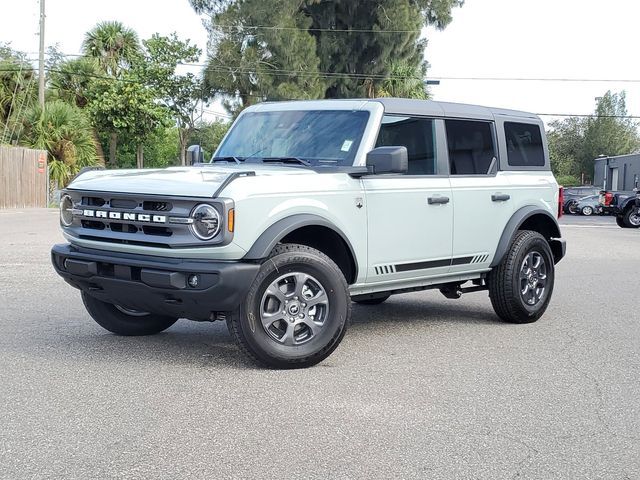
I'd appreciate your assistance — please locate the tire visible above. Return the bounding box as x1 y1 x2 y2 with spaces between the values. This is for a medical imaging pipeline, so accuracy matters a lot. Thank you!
616 216 628 228
81 292 178 336
227 244 351 369
581 206 593 216
567 202 579 215
353 295 390 306
488 230 555 324
623 208 640 228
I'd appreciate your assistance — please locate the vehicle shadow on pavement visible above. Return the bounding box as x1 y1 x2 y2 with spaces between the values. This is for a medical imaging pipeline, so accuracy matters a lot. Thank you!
350 297 501 328
19 297 500 369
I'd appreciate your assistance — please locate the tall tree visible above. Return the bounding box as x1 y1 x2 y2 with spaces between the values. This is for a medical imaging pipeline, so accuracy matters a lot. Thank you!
548 91 640 183
141 33 204 165
191 0 462 112
82 21 141 165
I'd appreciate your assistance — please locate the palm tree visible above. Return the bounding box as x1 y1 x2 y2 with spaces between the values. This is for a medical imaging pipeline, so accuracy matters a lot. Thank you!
50 57 105 163
14 100 98 187
82 21 140 166
82 21 140 77
376 62 429 100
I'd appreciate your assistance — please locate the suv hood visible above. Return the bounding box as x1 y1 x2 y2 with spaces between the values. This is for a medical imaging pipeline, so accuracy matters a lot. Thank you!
67 165 311 198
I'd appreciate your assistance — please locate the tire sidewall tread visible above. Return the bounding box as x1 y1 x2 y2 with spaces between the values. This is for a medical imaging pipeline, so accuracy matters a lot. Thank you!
228 243 351 369
488 230 555 324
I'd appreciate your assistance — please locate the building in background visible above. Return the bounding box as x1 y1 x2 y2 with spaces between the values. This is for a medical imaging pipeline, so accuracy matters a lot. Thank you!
594 154 640 192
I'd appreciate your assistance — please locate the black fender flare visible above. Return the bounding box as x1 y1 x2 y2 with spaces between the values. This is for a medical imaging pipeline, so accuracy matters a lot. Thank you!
243 213 359 268
491 206 564 267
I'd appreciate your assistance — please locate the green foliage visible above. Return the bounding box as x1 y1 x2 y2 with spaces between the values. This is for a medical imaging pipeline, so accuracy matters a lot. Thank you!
377 62 429 99
140 33 205 164
0 45 37 139
547 91 640 182
188 120 231 159
202 0 325 116
16 100 98 185
193 0 462 112
88 76 171 150
49 57 100 108
555 175 581 187
110 126 180 169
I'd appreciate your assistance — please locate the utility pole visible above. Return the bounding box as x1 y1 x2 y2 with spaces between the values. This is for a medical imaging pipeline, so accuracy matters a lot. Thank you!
38 0 46 109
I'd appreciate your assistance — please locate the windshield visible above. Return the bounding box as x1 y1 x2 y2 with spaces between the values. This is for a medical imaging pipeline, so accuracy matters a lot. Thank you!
213 110 370 166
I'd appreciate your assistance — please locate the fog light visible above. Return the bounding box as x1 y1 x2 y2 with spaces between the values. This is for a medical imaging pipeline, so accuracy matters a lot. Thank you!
188 274 199 288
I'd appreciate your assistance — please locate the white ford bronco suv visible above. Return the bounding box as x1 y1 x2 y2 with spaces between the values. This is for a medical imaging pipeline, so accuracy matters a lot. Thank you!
52 99 566 368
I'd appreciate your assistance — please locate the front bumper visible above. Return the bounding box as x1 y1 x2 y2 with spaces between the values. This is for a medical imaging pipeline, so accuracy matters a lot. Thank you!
51 243 260 320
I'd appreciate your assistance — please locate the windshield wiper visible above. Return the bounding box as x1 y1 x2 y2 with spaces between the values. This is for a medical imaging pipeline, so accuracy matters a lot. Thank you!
260 157 312 166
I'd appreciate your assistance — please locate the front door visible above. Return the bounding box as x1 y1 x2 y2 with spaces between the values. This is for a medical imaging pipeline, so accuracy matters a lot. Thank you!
364 116 453 285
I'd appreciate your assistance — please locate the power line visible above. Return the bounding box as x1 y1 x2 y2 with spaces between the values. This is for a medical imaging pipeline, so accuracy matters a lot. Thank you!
212 24 423 34
17 52 640 84
3 68 640 120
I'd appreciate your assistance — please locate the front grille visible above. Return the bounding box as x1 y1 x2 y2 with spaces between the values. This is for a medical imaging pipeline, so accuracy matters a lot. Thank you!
64 191 226 248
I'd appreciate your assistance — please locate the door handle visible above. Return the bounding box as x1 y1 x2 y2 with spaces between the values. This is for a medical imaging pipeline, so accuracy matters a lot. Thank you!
428 196 450 205
491 194 511 202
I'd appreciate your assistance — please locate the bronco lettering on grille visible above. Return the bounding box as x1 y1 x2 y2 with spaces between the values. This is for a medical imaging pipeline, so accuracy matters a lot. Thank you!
81 209 167 223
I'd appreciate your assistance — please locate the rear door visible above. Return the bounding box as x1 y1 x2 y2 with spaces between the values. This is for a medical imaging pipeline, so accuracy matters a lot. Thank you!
447 119 515 272
363 115 453 284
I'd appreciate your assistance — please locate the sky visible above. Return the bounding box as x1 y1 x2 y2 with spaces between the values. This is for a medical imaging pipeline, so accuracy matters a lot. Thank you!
2 0 639 125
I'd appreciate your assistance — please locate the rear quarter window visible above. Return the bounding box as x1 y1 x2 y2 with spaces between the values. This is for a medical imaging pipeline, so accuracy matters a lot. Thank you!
504 122 545 167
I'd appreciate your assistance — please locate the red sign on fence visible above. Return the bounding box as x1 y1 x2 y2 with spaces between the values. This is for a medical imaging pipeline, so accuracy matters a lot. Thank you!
38 153 46 174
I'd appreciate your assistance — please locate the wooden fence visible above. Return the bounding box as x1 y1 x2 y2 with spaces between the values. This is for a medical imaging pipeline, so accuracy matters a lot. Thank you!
0 145 48 208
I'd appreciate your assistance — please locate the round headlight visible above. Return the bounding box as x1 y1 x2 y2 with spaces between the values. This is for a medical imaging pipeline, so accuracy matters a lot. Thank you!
190 204 221 240
60 194 74 227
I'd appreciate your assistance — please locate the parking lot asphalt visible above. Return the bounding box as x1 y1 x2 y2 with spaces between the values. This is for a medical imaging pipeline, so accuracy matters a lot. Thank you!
0 209 638 479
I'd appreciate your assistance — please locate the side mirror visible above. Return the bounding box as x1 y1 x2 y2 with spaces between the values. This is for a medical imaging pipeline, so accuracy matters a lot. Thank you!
186 145 204 165
366 146 408 174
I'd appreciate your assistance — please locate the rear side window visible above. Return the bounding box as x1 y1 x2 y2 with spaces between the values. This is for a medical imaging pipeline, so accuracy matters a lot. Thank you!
445 120 497 175
504 122 545 167
375 116 436 175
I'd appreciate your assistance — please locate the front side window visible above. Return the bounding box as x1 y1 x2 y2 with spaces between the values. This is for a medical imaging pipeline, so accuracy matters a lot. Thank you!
375 116 437 175
504 122 545 167
214 110 370 166
446 120 497 175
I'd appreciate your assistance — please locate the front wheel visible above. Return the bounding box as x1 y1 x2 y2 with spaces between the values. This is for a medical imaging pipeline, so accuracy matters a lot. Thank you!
81 292 178 335
488 230 555 324
227 244 351 369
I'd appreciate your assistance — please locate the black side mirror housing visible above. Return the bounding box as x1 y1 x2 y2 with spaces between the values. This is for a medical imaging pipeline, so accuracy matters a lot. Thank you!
186 145 204 165
366 146 408 174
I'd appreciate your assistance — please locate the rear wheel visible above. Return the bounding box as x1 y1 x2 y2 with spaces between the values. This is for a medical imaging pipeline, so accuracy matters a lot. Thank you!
488 230 555 324
567 202 579 215
81 292 178 335
616 216 628 228
227 244 350 369
623 207 640 228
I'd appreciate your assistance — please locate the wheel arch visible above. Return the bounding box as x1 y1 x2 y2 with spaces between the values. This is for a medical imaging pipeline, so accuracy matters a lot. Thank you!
243 214 358 284
491 207 565 267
